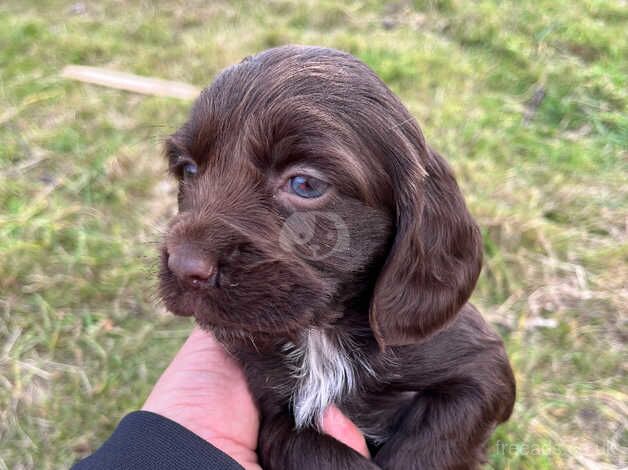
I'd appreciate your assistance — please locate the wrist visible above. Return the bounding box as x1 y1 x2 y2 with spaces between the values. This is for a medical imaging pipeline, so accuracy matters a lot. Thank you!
142 405 261 470
210 437 263 470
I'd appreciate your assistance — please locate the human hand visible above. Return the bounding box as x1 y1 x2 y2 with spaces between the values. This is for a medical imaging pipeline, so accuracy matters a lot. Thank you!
143 327 369 470
142 327 261 469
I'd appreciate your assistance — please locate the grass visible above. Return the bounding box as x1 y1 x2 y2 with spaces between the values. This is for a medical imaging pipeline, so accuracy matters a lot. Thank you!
0 0 626 468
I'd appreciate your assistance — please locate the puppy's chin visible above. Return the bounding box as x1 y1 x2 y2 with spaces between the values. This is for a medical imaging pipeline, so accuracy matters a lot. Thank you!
159 258 335 345
164 295 320 349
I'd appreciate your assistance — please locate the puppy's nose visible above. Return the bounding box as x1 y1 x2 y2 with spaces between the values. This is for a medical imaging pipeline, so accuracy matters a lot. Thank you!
167 248 218 288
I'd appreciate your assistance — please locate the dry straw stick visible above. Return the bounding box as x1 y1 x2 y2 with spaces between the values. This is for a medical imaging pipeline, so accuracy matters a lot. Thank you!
61 65 200 100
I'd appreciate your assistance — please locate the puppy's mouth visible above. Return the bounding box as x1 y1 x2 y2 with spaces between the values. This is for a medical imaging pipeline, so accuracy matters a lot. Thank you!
158 245 333 337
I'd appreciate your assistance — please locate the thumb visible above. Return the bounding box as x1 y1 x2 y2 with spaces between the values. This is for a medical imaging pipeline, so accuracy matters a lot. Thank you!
321 405 370 458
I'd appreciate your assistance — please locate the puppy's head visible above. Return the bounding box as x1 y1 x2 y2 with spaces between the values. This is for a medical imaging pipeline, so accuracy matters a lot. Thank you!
159 46 482 348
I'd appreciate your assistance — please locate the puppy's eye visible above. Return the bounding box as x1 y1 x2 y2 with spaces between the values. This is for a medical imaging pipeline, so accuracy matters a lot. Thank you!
182 162 198 180
289 175 328 199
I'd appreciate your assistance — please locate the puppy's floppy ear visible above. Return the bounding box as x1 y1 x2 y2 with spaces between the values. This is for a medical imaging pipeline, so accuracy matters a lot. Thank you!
369 144 483 348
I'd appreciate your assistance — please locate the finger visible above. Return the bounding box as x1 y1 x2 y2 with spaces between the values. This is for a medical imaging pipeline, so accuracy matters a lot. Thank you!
321 405 370 458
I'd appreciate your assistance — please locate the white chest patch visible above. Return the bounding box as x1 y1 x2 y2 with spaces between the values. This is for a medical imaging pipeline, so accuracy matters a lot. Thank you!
283 329 372 429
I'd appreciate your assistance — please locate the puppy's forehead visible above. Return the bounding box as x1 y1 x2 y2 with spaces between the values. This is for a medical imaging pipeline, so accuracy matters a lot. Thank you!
170 46 406 203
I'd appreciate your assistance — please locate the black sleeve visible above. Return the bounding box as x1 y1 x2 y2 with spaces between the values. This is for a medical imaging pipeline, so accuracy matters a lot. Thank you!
71 410 245 470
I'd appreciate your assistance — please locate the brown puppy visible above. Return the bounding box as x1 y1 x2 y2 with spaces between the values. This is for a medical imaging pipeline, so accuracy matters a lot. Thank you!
160 45 515 470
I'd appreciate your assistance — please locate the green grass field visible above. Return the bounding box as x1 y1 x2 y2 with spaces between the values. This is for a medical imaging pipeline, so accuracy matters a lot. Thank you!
1 1 626 468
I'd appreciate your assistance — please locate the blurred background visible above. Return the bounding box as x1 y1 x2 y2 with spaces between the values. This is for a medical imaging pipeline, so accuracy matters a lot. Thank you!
0 1 626 468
